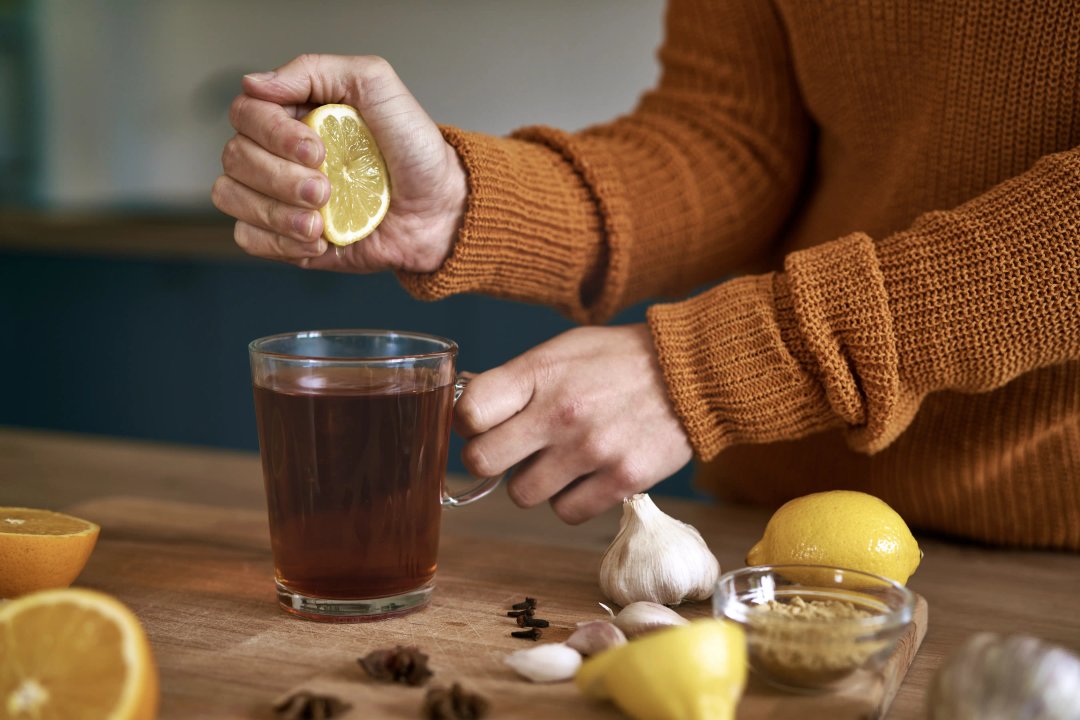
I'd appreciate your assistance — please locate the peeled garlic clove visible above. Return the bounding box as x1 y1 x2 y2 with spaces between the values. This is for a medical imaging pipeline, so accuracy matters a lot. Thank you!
505 643 583 683
599 493 721 606
612 601 689 638
566 620 627 656
928 633 1080 720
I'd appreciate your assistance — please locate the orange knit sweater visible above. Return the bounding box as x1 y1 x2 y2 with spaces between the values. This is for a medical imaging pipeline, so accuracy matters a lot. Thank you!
400 0 1080 549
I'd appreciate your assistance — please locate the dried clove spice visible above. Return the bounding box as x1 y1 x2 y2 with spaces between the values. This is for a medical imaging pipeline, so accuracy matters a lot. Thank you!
273 691 351 720
422 682 490 720
506 608 534 618
515 615 550 629
358 645 433 686
511 597 538 611
511 628 542 641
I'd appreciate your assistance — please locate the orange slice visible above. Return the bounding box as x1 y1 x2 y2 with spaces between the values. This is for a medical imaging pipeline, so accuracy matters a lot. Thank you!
0 588 159 719
0 507 100 598
301 103 391 246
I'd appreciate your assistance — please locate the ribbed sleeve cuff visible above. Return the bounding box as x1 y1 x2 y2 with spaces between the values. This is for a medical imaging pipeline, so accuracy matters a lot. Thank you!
397 126 604 321
647 233 900 461
648 273 833 461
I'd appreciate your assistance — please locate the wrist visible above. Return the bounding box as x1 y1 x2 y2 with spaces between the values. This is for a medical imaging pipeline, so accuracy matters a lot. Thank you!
408 142 467 274
440 141 468 256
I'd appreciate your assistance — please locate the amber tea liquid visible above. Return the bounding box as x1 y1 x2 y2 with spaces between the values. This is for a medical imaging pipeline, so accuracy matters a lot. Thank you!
254 375 453 600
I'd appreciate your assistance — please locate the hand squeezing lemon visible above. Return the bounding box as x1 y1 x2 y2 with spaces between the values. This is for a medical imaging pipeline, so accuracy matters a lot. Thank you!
301 104 391 246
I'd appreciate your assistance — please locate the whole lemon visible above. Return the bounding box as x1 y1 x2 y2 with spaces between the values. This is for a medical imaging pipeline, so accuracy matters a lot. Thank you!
746 491 921 585
576 619 747 720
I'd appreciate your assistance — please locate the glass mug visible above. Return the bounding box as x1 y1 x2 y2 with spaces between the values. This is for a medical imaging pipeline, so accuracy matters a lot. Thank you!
249 329 502 622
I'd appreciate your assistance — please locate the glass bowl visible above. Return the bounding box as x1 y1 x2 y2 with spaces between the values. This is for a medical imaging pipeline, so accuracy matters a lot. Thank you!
713 565 914 693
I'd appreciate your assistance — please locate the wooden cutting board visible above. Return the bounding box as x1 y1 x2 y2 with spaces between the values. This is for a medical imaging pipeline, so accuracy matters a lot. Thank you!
66 496 926 719
280 598 927 720
279 598 928 720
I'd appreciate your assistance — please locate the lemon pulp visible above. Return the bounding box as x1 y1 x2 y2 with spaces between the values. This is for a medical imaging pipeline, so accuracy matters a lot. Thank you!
301 104 391 246
0 588 159 720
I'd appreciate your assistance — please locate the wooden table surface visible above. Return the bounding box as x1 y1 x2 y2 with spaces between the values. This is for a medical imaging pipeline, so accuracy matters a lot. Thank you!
2 427 1079 719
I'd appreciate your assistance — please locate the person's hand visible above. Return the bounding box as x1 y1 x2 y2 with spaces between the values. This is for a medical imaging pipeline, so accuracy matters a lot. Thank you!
211 54 466 274
456 324 694 524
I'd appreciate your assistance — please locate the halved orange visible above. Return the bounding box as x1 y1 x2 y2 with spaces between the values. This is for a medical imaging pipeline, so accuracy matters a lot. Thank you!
0 507 100 598
301 103 391 246
0 588 159 719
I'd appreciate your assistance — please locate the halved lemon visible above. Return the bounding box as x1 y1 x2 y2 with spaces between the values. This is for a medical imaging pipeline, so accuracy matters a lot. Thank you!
301 103 391 246
0 507 100 598
0 588 159 720
576 619 746 720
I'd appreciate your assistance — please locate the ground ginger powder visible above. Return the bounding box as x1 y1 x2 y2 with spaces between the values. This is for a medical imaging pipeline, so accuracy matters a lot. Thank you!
747 596 888 689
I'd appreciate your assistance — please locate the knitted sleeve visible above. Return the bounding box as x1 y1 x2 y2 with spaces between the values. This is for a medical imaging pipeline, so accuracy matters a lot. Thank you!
397 0 810 323
648 147 1080 460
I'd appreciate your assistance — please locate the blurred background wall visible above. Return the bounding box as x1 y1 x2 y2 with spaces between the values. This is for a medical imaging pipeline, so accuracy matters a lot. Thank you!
28 0 665 207
1 0 705 496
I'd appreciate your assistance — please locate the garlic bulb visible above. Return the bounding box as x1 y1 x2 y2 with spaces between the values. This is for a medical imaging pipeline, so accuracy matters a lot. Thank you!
504 643 583 683
928 633 1080 720
599 493 720 606
566 620 627 656
603 600 689 638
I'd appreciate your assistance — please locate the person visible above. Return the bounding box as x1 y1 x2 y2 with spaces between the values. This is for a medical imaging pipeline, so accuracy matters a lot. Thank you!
211 0 1079 549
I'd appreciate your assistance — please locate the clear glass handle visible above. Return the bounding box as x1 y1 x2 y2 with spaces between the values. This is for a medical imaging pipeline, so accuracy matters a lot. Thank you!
442 375 504 507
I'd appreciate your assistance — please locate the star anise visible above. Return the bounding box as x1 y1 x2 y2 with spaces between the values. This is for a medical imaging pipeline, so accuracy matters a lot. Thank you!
422 683 490 720
358 645 433 686
273 690 350 720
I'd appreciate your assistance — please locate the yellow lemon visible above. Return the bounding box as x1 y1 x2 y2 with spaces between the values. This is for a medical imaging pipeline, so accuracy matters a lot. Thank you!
576 619 747 720
0 507 100 598
746 491 921 585
576 642 622 701
301 103 391 246
0 588 159 720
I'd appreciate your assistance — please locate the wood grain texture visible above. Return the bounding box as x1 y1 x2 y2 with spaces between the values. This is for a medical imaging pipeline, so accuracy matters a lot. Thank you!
54 495 924 719
3 427 1079 719
281 595 927 720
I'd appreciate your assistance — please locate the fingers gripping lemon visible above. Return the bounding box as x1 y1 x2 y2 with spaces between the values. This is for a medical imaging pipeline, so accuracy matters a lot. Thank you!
746 491 922 585
301 104 391 246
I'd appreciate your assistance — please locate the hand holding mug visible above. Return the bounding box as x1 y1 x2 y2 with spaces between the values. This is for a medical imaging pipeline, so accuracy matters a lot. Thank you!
456 324 694 525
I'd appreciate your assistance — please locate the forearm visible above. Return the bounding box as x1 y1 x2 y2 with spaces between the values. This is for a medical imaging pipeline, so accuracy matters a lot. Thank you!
399 0 810 324
650 147 1080 460
397 126 607 321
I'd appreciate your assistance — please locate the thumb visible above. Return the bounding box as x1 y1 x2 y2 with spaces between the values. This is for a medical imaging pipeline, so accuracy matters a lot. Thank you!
241 54 333 105
453 357 538 438
243 54 445 189
242 54 406 116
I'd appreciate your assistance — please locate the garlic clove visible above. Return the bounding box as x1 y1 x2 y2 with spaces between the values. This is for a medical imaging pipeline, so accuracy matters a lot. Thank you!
599 493 721 607
610 601 689 638
504 643 583 683
566 620 627 656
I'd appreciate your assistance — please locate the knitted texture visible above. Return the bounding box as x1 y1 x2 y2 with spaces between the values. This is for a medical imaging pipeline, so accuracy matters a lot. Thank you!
400 0 1080 548
396 126 604 319
400 0 809 322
